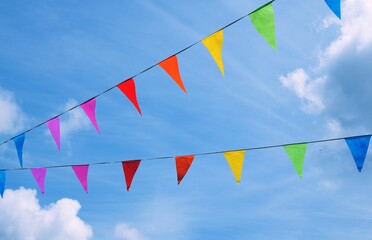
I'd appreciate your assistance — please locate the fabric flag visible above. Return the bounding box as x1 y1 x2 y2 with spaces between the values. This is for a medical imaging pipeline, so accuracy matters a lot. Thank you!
202 30 225 76
13 133 25 167
46 117 60 151
159 55 187 93
117 79 142 115
249 1 276 50
72 165 89 193
30 168 47 195
0 171 5 198
284 143 307 179
224 150 245 184
81 98 100 133
175 155 194 184
324 0 341 19
345 136 371 172
122 160 141 191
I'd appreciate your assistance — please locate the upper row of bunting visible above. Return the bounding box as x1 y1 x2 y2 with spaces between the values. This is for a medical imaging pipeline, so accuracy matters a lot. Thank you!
5 0 342 168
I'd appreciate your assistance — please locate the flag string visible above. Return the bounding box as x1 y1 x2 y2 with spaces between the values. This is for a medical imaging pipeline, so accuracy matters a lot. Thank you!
0 0 275 148
1 132 369 172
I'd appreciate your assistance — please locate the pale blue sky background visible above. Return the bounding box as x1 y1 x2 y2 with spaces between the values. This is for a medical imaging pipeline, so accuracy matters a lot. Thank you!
1 0 372 239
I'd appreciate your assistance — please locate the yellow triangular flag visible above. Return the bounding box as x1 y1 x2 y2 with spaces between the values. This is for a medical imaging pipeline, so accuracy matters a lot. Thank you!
202 30 225 76
224 150 245 184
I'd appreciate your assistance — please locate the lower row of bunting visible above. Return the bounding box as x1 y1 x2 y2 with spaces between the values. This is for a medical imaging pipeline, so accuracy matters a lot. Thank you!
0 135 370 198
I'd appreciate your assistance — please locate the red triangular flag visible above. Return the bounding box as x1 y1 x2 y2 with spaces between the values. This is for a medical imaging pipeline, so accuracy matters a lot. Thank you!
159 55 187 93
72 165 89 193
175 155 194 184
122 160 141 191
117 78 142 115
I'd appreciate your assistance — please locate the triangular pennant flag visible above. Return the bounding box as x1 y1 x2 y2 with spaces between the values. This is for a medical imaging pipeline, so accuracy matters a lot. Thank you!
345 136 371 172
159 55 187 93
175 155 194 184
324 0 341 19
81 98 101 133
284 143 307 179
0 171 5 198
13 133 25 167
72 165 89 193
202 30 225 76
224 150 245 184
249 1 276 50
30 168 47 195
122 160 141 191
117 78 142 115
46 117 60 151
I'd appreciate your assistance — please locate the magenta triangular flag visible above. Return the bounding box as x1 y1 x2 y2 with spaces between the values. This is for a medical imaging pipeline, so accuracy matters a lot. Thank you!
80 98 100 133
72 165 89 193
30 168 47 195
46 117 60 151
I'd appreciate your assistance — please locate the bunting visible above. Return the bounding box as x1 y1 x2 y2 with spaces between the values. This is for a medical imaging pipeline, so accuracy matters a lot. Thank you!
72 165 89 193
249 1 276 50
117 79 142 115
122 160 141 191
284 144 307 179
175 155 194 184
13 134 25 167
202 30 225 76
0 171 5 198
46 117 60 151
224 150 245 184
30 168 47 195
81 98 101 133
324 0 341 19
345 136 371 172
159 56 187 93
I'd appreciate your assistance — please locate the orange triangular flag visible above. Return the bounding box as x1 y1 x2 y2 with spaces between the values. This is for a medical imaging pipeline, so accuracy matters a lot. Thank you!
122 160 141 191
117 78 142 115
175 155 194 184
159 55 187 93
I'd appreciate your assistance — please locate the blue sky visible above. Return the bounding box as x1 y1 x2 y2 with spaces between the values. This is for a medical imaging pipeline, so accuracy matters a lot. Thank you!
1 0 372 239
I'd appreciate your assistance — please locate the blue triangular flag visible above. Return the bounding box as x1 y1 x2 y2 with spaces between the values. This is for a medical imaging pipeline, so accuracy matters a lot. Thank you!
13 134 25 167
324 0 341 19
345 136 371 172
0 171 5 198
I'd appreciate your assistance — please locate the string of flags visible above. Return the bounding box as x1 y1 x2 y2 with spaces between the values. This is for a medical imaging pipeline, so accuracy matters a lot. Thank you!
2 0 341 167
0 0 343 197
1 133 370 198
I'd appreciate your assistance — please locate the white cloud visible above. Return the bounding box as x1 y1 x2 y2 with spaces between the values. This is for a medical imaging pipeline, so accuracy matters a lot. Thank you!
279 68 325 113
0 188 93 240
0 87 27 135
115 223 147 240
59 99 91 139
280 0 372 133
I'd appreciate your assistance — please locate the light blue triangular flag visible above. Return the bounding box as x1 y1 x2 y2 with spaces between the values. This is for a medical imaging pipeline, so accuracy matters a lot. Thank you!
345 136 371 172
324 0 341 19
0 171 5 198
13 134 25 167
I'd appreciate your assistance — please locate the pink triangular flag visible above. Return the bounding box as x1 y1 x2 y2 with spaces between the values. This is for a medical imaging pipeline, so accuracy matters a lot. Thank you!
46 117 60 151
80 98 100 133
30 168 47 195
72 165 89 193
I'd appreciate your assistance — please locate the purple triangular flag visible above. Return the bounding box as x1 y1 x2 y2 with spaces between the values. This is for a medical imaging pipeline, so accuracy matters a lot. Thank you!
80 98 100 134
30 168 47 195
46 117 60 151
72 165 89 193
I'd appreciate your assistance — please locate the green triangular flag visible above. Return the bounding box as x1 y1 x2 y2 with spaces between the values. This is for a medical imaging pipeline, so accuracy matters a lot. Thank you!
284 143 307 179
249 1 276 50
